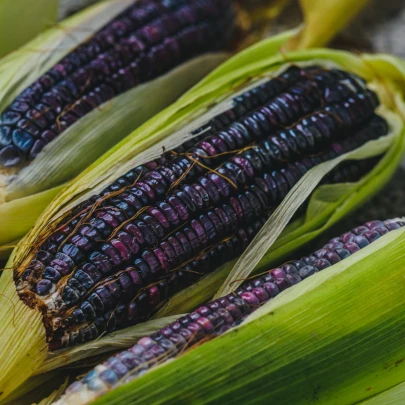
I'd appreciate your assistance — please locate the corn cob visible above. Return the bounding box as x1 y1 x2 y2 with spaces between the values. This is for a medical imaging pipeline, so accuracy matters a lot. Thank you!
14 64 388 349
55 217 405 405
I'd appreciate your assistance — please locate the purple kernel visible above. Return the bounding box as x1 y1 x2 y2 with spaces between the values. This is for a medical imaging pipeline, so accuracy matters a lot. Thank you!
269 268 287 279
0 145 23 167
240 291 260 306
196 317 214 333
263 282 280 298
36 279 52 295
344 242 360 254
363 230 381 243
274 278 290 291
252 287 269 302
138 337 156 350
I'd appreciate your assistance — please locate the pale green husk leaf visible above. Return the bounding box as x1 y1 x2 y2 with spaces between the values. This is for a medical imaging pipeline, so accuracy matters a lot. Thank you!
0 0 58 59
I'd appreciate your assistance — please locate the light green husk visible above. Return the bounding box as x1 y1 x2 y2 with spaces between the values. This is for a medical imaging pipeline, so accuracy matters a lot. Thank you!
2 31 405 403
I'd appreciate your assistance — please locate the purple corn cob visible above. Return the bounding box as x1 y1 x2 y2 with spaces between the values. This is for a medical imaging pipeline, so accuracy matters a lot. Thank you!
0 0 236 167
60 218 405 402
36 114 386 348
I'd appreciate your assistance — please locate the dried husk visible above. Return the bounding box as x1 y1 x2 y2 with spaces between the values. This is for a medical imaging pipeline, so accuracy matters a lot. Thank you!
2 30 405 403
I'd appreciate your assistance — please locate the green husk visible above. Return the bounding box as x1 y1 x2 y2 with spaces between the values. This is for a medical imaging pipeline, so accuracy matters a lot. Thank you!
0 0 58 59
93 225 405 405
3 31 405 403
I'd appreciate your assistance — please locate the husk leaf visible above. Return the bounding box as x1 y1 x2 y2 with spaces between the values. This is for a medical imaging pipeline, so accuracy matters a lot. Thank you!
287 0 372 49
0 0 58 59
93 226 405 405
3 32 405 401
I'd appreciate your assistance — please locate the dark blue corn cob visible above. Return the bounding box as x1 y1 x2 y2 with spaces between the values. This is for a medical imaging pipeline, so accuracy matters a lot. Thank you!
40 65 371 255
62 218 405 399
48 115 386 348
0 0 236 167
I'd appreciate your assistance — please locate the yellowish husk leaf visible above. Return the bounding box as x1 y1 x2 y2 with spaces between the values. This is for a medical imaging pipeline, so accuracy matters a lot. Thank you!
0 267 47 401
288 0 372 49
